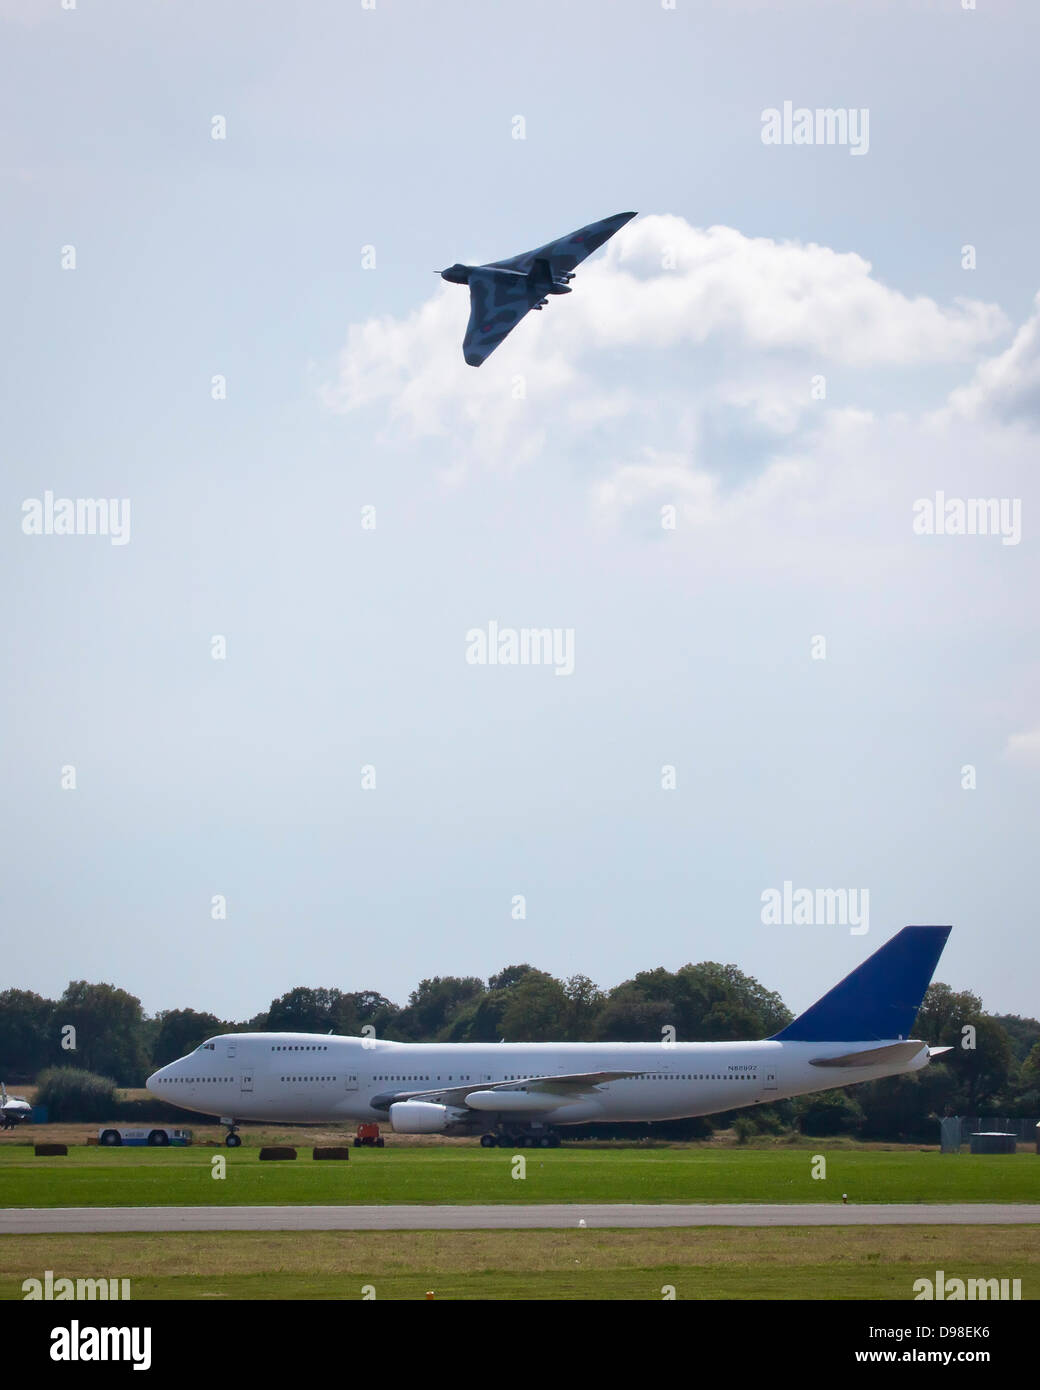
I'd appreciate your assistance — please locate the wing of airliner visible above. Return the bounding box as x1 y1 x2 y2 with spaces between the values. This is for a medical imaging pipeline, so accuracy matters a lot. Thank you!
373 1069 641 1112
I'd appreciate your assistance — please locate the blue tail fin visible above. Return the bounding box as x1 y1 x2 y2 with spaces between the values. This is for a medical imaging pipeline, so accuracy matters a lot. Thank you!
770 925 952 1043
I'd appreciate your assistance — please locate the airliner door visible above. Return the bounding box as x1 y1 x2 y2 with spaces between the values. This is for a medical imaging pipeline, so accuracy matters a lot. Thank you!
241 1069 253 1093
344 1074 358 1091
763 1069 777 1091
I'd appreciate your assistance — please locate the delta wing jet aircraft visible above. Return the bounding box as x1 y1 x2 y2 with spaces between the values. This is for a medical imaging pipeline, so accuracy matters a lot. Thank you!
148 926 953 1147
0 1083 32 1129
439 210 636 366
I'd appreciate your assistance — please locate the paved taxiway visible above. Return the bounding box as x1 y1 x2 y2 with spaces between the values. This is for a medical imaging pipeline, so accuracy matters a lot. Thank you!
2 1204 1038 1234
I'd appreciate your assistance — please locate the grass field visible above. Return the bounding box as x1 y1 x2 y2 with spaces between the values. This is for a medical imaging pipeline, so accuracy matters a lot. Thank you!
2 1227 1035 1299
2 1144 1037 1208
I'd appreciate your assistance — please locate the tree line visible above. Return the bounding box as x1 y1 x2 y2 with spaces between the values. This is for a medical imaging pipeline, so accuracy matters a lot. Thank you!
3 963 1037 1140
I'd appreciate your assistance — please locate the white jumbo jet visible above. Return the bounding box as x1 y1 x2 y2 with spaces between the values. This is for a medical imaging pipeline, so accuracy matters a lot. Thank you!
147 926 953 1148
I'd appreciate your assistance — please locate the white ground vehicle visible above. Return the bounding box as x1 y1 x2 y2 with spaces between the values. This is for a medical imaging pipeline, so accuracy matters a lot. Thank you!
97 1126 193 1147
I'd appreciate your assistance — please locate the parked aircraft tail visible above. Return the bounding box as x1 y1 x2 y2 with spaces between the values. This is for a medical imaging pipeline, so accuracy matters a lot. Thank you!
770 925 952 1043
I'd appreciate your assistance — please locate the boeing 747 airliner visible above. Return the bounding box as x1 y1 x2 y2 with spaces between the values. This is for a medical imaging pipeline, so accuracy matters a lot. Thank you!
147 926 953 1147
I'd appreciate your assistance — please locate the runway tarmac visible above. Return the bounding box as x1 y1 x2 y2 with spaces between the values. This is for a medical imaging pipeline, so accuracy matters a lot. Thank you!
3 1203 1038 1234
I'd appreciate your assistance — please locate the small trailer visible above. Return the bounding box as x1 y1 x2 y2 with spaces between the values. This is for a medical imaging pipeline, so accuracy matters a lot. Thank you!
98 1127 193 1147
353 1123 384 1148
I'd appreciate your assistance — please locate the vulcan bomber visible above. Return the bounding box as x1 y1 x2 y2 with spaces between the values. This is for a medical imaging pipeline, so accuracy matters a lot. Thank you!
439 210 636 366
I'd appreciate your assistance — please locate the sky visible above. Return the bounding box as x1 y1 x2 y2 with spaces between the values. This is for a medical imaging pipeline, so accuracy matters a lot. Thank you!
2 0 1038 1027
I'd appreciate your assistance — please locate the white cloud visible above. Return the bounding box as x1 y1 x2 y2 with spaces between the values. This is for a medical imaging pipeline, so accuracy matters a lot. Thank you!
326 216 1009 455
1005 728 1040 766
323 216 1020 524
584 217 1007 365
948 292 1040 426
321 215 1040 581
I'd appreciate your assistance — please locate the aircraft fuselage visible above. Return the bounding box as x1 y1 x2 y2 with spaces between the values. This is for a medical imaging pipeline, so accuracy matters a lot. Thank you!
147 1033 933 1134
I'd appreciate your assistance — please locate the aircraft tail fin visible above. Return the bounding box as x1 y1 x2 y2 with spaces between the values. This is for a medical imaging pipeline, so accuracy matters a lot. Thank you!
770 925 952 1043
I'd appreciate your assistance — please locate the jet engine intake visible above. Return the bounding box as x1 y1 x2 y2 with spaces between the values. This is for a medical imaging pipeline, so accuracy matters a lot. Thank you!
389 1100 468 1134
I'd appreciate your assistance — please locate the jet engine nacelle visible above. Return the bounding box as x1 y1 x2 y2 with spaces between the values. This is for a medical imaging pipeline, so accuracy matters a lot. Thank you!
389 1100 468 1134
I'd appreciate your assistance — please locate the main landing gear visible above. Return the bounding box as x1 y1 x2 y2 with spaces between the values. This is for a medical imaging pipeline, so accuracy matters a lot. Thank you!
480 1129 561 1149
223 1123 242 1148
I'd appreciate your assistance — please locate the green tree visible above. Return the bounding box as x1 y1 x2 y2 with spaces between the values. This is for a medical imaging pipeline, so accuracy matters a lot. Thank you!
264 987 359 1036
797 1089 865 1137
857 1069 945 1142
345 991 399 1035
446 967 568 1043
914 984 1012 1111
499 971 570 1041
395 977 486 1040
0 989 54 1081
34 1067 118 1122
487 964 536 992
563 974 604 1040
151 1009 224 1069
56 982 148 1085
594 961 790 1042
991 1014 1040 1065
674 961 791 1039
444 991 508 1043
1013 1040 1040 1111
954 1015 1012 1110
915 982 983 1045
593 989 674 1042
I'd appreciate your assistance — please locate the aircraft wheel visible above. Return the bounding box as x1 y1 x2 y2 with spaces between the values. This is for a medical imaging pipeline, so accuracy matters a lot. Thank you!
480 1134 496 1148
549 1134 561 1148
225 1133 242 1148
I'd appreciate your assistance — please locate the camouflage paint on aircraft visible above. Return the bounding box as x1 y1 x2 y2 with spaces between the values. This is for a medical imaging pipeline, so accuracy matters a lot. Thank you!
439 211 637 366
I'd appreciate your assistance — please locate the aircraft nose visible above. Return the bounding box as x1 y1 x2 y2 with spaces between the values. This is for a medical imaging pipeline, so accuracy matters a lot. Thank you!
145 1066 168 1097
